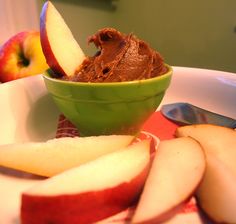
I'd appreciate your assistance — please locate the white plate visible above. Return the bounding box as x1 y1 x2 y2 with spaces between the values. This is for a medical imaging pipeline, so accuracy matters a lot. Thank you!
0 67 236 224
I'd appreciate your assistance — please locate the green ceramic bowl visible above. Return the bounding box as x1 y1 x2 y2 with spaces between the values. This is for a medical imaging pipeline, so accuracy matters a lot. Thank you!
43 64 172 136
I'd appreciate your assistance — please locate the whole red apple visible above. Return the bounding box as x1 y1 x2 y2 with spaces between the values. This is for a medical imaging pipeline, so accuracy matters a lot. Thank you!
0 31 48 82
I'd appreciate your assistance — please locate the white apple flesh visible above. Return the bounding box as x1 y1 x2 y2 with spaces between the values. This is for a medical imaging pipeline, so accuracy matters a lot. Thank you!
132 137 206 224
197 154 236 223
0 135 134 177
21 140 151 224
40 1 85 77
176 124 236 223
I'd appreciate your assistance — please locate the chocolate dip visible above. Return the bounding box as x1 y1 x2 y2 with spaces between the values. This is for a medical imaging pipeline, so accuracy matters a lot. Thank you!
63 28 167 82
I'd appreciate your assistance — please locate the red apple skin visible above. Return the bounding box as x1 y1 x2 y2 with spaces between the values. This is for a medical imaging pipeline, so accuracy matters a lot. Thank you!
0 31 48 82
21 163 150 224
0 32 26 82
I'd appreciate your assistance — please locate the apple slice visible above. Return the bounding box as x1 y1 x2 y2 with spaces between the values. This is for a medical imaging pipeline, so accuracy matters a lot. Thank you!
176 124 236 223
197 154 236 223
0 135 134 177
132 137 206 224
40 1 85 77
176 124 236 157
21 140 151 224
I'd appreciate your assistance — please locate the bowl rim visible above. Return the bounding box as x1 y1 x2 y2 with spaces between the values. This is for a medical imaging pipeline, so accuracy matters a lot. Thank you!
43 64 172 87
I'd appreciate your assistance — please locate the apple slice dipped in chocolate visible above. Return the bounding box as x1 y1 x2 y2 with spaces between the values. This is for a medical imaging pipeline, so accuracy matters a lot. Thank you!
176 124 236 224
21 140 151 224
132 137 206 224
0 135 134 177
40 1 85 77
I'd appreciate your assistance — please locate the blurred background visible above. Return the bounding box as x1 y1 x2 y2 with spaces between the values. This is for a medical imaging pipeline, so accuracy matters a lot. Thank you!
1 0 236 73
